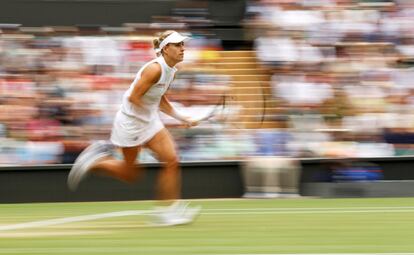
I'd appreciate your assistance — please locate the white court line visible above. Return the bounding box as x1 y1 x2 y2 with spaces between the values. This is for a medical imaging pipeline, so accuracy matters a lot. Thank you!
203 209 414 215
203 206 414 211
222 254 414 255
0 210 148 231
1 252 414 255
2 206 414 231
202 207 414 215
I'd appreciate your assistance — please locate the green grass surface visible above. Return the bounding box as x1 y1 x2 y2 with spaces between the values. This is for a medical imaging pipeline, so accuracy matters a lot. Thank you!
0 198 414 254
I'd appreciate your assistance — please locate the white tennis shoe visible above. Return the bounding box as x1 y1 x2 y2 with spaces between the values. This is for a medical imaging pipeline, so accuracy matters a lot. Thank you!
67 140 112 191
150 201 202 227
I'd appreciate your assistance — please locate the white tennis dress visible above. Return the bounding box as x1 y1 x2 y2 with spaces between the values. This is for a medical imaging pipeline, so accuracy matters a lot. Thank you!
110 56 177 147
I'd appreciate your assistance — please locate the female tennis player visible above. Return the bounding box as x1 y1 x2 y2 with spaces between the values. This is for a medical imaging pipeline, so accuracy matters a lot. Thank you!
68 30 201 226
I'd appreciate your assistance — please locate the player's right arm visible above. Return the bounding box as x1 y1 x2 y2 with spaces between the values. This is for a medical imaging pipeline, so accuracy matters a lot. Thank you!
128 63 161 107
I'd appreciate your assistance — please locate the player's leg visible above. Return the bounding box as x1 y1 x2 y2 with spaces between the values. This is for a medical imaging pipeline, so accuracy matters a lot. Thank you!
145 128 201 226
68 140 113 190
68 141 142 190
145 128 180 201
90 146 143 183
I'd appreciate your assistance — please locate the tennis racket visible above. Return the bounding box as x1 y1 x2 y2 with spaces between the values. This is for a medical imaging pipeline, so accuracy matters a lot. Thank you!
170 79 268 129
191 81 269 130
190 94 227 123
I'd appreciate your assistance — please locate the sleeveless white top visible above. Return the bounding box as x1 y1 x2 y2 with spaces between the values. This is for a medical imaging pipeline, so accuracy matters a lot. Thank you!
121 56 177 123
110 56 177 147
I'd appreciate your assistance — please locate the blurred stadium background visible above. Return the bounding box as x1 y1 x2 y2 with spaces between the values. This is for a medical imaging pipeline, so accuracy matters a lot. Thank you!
0 0 414 200
0 0 413 166
1 0 414 253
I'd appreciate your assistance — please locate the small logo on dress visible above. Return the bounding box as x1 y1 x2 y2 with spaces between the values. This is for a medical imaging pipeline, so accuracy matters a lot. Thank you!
156 83 165 88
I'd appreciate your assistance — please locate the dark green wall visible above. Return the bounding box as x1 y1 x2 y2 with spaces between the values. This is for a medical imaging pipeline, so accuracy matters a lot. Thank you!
0 161 244 203
0 0 246 27
1 157 413 203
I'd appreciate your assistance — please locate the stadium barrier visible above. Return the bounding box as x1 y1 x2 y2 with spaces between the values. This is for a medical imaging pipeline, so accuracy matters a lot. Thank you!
0 161 243 203
1 156 414 203
301 181 414 198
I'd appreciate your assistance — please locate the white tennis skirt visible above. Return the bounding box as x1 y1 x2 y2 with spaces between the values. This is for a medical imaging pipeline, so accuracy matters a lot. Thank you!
110 111 164 147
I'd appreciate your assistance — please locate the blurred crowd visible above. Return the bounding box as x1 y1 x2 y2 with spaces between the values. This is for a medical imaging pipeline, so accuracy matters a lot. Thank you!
0 0 414 165
0 24 230 165
249 0 414 158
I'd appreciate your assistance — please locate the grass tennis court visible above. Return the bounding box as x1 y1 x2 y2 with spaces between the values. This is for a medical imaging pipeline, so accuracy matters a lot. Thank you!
1 197 414 254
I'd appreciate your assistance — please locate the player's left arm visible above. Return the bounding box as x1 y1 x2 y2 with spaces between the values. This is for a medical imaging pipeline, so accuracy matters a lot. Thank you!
159 95 198 127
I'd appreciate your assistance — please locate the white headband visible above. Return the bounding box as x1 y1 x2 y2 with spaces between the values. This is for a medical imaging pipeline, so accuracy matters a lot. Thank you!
157 31 189 53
